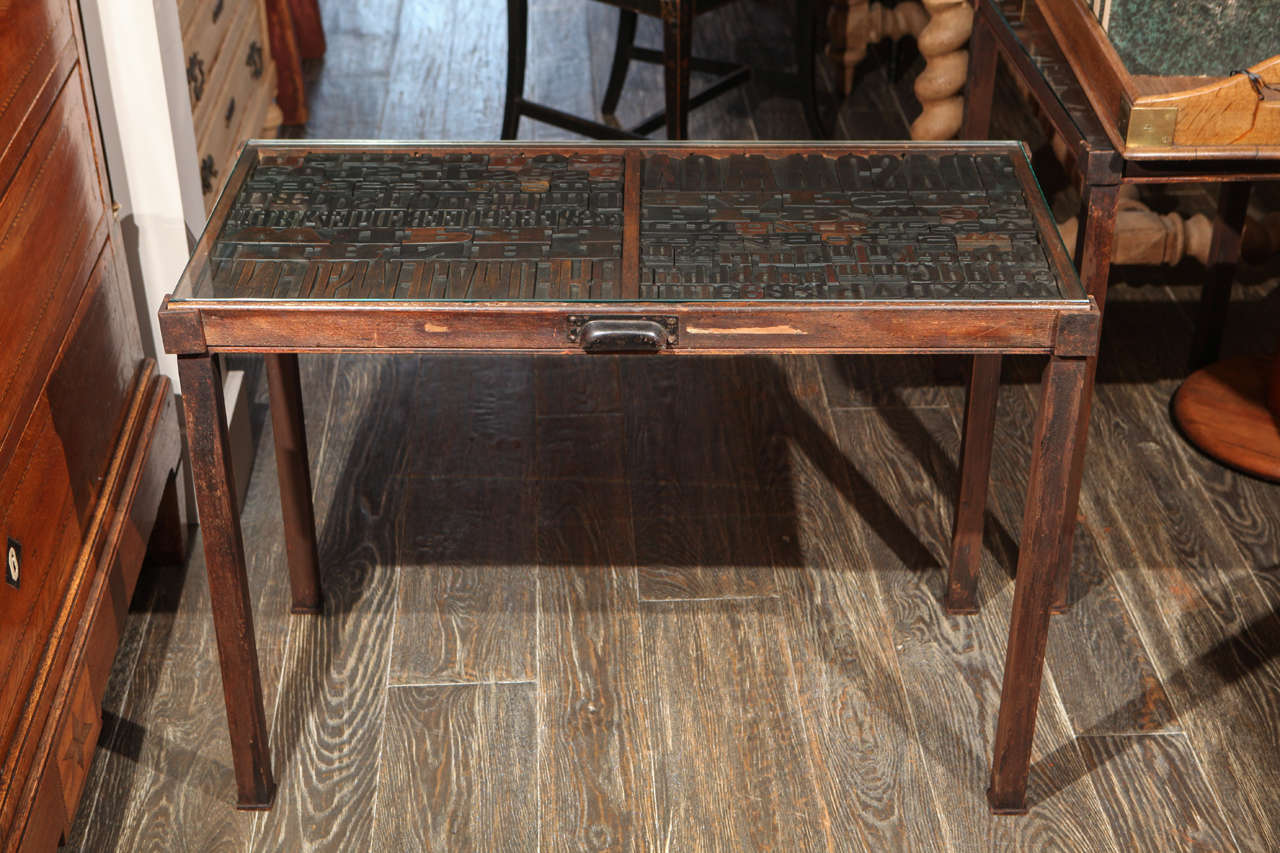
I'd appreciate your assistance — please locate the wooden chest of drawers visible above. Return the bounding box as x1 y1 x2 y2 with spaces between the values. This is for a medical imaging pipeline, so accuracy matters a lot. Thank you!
0 1 182 848
180 0 281 210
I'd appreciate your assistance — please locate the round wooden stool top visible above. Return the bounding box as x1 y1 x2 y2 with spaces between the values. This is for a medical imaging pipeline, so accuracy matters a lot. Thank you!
1172 353 1280 482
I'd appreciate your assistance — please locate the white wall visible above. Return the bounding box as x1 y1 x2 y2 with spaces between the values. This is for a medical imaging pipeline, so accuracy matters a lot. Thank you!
79 0 206 386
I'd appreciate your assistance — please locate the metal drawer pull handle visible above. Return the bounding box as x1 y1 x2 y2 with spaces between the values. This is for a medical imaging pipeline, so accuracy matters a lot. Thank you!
578 319 668 353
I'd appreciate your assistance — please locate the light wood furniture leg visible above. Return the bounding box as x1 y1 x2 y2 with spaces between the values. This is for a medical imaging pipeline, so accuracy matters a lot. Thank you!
911 0 973 140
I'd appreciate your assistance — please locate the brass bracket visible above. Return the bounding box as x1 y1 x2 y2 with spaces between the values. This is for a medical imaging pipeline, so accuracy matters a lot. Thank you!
1124 106 1177 149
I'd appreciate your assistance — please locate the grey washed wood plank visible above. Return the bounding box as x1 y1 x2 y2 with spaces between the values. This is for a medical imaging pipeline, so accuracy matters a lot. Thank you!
535 478 659 851
641 595 836 851
371 682 538 850
390 477 537 685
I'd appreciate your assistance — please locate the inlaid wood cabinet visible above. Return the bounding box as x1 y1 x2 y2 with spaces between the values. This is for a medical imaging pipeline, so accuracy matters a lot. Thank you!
0 1 183 848
180 0 281 210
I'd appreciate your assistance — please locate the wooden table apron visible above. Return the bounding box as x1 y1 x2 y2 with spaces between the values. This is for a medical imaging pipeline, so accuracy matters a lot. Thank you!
159 139 1100 816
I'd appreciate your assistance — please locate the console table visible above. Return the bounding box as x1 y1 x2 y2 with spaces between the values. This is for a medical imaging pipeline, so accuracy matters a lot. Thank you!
159 141 1099 816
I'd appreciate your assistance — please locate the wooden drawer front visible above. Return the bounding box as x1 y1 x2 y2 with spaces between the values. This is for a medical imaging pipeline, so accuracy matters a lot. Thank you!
187 0 259 127
0 396 80 763
179 0 235 36
44 245 145 522
0 248 134 763
0 78 109 468
0 0 77 192
18 759 65 852
197 1 275 209
201 62 278 212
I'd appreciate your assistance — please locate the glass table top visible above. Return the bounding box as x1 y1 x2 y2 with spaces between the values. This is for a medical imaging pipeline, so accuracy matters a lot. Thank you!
172 143 1084 304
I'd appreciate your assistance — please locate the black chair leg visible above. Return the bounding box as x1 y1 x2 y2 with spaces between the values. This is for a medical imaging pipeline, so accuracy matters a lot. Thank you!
602 9 638 116
661 0 693 139
1189 181 1251 370
797 0 828 139
502 0 529 139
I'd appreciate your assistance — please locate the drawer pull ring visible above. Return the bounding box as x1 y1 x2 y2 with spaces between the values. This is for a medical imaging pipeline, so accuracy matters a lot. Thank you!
200 156 219 194
187 53 206 102
247 42 265 78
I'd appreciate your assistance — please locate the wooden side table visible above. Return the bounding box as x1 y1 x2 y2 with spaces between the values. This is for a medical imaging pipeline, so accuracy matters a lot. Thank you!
959 0 1280 610
160 140 1099 816
1173 350 1280 482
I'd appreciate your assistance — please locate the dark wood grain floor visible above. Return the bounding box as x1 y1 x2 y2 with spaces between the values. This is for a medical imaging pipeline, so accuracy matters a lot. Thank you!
69 1 1280 850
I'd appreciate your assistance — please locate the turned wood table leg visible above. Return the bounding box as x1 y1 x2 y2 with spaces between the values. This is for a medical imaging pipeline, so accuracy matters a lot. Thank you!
501 0 529 139
177 354 275 809
266 354 321 614
660 0 693 140
1050 182 1119 612
989 354 1091 814
1189 182 1251 371
911 0 972 140
947 353 1002 613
